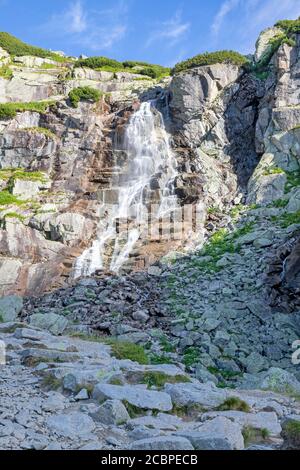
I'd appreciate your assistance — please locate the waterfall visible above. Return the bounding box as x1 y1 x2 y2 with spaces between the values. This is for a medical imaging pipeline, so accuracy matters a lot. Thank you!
73 101 178 278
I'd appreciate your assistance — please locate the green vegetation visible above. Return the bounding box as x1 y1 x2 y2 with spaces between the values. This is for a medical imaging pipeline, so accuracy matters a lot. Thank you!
41 375 61 390
278 210 300 228
183 347 200 367
252 18 300 73
263 166 285 176
0 314 3 322
0 190 23 206
141 371 190 389
172 50 248 74
0 32 66 62
22 127 56 139
0 65 13 79
282 420 300 447
68 86 102 108
272 198 288 208
0 100 55 119
218 397 250 412
285 170 300 193
207 366 242 381
75 56 170 79
2 212 25 222
148 353 175 365
123 400 148 418
242 426 270 446
189 223 254 274
107 340 149 365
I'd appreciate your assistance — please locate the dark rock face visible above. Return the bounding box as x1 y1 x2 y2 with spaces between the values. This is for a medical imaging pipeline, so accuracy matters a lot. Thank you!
267 235 300 312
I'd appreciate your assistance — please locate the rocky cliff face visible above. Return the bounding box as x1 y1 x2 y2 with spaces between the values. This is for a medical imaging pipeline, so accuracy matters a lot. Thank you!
0 30 299 310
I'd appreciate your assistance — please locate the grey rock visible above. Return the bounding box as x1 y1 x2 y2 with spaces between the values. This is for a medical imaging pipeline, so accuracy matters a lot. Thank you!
46 412 95 438
178 416 244 450
0 295 23 322
92 384 173 412
164 382 226 409
90 400 130 425
128 436 194 450
29 313 68 335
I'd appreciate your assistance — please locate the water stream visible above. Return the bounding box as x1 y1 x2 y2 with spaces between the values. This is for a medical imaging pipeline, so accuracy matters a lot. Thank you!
73 101 178 278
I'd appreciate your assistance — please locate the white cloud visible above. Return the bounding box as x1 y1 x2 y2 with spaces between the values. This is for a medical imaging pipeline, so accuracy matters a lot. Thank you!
67 0 87 33
41 0 128 52
211 0 240 36
146 11 190 47
210 0 300 52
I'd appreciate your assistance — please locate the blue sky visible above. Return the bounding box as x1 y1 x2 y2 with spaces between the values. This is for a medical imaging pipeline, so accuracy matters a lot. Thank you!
0 0 300 66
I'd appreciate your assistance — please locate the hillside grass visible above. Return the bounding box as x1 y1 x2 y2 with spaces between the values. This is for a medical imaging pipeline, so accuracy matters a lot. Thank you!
0 32 65 62
75 56 170 79
172 50 248 74
0 100 55 119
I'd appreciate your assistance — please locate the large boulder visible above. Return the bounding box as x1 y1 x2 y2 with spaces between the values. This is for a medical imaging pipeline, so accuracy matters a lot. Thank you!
128 436 194 451
29 313 68 335
164 382 226 410
46 412 95 439
92 384 173 412
178 416 244 450
0 295 23 322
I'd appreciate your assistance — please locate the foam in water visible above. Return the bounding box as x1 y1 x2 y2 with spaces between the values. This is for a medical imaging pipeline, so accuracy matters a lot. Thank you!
73 101 178 277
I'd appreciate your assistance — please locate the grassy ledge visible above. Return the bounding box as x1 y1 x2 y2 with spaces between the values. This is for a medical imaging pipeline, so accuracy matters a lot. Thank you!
68 86 103 108
172 50 248 74
0 101 55 119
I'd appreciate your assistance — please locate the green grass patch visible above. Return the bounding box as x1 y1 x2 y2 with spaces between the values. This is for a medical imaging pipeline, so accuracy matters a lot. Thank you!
285 170 300 193
262 166 285 176
172 50 248 74
282 420 300 447
106 339 149 365
218 397 250 412
0 100 55 119
2 212 25 222
0 314 3 322
279 210 300 228
207 366 242 381
0 190 23 206
122 400 147 418
148 353 175 365
0 32 66 62
141 372 190 389
0 65 13 79
68 86 102 108
272 198 288 208
183 347 200 368
41 375 61 391
242 426 270 446
22 126 56 139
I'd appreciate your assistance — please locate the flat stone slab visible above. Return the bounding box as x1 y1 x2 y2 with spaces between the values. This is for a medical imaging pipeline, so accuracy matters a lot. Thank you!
128 436 194 450
164 382 226 409
92 384 173 412
202 410 281 436
177 416 244 450
46 412 95 438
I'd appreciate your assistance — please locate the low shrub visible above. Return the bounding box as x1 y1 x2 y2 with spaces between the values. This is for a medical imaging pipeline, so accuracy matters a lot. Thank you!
172 50 248 74
68 86 102 108
0 32 65 62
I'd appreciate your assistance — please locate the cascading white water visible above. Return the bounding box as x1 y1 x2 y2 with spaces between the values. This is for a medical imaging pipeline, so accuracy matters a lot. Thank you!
73 101 179 278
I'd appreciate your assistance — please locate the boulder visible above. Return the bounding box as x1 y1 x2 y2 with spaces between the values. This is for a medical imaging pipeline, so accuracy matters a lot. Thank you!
92 384 173 412
128 436 194 451
90 400 130 425
164 382 226 409
0 295 23 322
46 412 95 438
178 416 244 450
29 313 68 335
260 367 300 395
